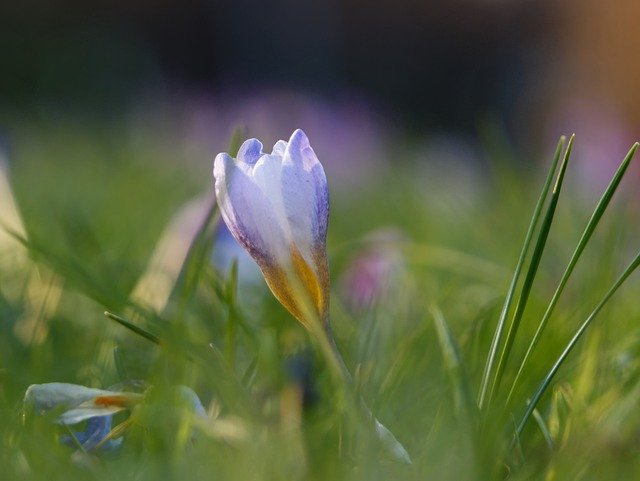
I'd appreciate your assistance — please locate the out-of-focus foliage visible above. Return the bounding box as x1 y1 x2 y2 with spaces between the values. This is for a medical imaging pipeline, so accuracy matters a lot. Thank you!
2 122 640 480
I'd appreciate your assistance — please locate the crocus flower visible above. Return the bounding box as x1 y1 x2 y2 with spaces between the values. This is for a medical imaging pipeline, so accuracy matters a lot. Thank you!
24 383 221 452
214 130 411 464
213 129 330 332
24 383 143 452
24 382 143 425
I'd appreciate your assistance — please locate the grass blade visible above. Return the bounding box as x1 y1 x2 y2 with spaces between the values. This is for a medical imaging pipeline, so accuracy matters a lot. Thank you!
507 142 638 403
479 136 571 411
166 200 219 307
486 136 573 409
514 248 640 441
478 136 565 410
531 408 553 450
104 311 161 345
224 260 239 366
432 306 476 422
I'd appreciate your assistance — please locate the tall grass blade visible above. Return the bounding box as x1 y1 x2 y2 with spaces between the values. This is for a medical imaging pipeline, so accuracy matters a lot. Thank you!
507 142 638 403
486 136 573 409
478 136 569 410
6 228 127 308
514 249 640 441
478 137 565 410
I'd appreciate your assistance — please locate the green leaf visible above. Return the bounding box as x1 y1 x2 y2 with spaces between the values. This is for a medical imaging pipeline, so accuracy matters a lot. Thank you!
507 142 638 403
478 136 570 411
487 135 573 408
514 248 640 441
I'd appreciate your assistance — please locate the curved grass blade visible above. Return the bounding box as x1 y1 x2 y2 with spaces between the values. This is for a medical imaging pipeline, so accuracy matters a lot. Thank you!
513 249 640 442
507 142 638 404
531 408 553 450
478 137 566 410
432 306 476 423
431 306 486 473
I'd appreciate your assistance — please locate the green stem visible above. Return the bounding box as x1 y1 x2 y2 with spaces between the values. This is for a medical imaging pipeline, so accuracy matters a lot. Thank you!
313 316 411 464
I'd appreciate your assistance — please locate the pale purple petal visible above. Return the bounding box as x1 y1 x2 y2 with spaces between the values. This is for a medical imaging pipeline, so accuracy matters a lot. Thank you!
236 138 264 165
281 129 329 258
214 152 288 269
272 140 288 156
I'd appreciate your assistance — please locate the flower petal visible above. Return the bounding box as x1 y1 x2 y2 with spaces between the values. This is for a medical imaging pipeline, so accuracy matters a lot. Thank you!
281 130 330 314
236 138 264 165
213 130 331 327
214 152 288 268
271 140 288 156
25 383 117 411
281 129 329 253
24 383 142 424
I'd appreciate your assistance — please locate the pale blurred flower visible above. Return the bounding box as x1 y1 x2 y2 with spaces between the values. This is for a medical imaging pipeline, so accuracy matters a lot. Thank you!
131 192 262 314
341 229 406 311
23 382 236 451
131 194 215 312
24 382 142 425
59 415 121 452
0 146 62 345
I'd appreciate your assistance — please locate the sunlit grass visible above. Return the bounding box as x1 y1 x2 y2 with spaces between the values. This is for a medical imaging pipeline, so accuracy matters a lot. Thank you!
2 123 640 480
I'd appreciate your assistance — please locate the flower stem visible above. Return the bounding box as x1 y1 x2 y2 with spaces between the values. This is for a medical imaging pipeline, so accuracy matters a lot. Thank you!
312 317 412 464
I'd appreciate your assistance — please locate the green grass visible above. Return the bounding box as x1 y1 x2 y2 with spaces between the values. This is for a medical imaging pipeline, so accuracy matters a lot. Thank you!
2 122 640 480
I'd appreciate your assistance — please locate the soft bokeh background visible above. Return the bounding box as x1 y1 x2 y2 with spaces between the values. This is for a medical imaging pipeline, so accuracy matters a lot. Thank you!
3 2 640 480
3 0 640 164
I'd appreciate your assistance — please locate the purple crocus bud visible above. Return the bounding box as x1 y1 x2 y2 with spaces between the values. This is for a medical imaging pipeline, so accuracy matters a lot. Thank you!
214 129 330 331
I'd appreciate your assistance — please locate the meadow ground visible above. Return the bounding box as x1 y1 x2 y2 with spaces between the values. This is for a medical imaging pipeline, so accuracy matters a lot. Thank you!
2 124 640 480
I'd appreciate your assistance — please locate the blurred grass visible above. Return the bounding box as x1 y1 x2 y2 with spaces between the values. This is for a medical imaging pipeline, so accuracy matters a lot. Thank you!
2 122 640 480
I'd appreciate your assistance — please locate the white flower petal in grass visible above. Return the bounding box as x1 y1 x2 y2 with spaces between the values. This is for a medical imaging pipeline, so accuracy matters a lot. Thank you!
214 129 330 330
24 382 142 424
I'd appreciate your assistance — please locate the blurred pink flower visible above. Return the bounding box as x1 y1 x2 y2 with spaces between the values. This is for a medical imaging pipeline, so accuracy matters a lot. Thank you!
340 229 406 312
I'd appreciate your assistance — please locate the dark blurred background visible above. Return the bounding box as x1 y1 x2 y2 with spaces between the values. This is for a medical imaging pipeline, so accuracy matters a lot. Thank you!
1 0 639 175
